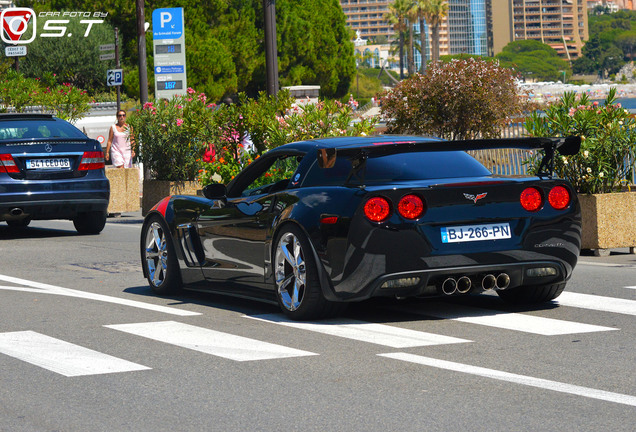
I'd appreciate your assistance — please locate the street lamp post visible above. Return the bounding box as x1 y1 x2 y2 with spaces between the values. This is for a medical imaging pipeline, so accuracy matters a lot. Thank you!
263 0 279 96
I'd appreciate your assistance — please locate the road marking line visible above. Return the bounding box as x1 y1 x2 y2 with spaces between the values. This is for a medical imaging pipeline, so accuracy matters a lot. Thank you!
393 303 617 335
0 331 150 377
625 286 636 290
379 352 636 407
247 314 471 348
105 321 316 362
0 274 200 316
577 261 636 269
556 292 636 316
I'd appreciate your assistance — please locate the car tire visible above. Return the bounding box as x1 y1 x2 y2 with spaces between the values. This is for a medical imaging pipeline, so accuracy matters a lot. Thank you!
73 210 107 234
141 215 182 295
6 218 31 228
496 282 566 304
273 225 343 320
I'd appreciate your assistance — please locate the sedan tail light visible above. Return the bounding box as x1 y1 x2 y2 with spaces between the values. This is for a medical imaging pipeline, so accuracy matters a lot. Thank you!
520 187 543 212
548 186 571 210
78 151 106 171
398 194 425 219
364 197 391 222
0 154 19 173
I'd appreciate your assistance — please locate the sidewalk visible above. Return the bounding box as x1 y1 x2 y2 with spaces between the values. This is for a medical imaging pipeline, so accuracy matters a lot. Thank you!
106 209 144 225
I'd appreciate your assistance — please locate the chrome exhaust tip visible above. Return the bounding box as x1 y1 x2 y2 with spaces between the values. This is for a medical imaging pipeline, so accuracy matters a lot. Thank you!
456 276 472 294
10 208 23 217
496 273 511 290
441 278 457 295
481 274 497 290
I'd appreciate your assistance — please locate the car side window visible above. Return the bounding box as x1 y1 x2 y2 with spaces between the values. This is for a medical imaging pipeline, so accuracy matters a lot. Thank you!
241 155 302 197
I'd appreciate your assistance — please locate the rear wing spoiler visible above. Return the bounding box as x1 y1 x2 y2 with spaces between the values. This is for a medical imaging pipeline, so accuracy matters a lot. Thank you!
317 136 581 178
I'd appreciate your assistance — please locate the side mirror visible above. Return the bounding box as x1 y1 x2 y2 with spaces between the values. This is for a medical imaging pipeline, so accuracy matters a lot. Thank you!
203 183 227 200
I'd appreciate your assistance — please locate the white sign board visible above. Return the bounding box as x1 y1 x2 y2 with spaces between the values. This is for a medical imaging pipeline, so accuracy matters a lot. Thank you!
107 69 123 86
5 45 27 57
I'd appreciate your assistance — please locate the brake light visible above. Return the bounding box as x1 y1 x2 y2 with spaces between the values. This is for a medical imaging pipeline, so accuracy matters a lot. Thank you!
364 197 391 222
520 187 543 212
398 194 425 219
78 151 105 170
548 186 570 210
0 154 19 173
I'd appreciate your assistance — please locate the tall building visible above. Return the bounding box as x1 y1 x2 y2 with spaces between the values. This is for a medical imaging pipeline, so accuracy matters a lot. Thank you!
491 0 588 60
340 0 488 61
340 1 588 62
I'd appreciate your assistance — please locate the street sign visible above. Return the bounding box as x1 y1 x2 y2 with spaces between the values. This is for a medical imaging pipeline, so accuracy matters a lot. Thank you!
99 43 115 52
107 69 123 86
5 45 26 57
100 52 115 61
152 7 187 99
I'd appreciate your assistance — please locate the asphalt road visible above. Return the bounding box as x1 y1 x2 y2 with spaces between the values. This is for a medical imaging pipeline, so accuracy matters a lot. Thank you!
0 214 635 432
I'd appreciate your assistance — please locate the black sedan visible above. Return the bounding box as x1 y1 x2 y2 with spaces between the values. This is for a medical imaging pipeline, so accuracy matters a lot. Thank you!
141 135 581 320
0 114 110 234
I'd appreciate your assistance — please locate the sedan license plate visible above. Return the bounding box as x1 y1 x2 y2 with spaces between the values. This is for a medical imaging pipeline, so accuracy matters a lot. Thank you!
26 158 71 170
441 223 511 243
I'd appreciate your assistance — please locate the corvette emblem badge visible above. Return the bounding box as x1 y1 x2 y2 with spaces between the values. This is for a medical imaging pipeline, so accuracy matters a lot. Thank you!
464 192 487 203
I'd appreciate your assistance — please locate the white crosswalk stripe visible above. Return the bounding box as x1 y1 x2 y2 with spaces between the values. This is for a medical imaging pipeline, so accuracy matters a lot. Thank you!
0 331 150 377
246 314 471 347
379 352 636 407
556 292 636 316
105 320 317 361
391 302 617 335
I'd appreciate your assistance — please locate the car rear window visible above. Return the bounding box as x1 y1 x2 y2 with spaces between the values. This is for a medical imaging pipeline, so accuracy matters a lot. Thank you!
0 119 86 140
302 150 492 187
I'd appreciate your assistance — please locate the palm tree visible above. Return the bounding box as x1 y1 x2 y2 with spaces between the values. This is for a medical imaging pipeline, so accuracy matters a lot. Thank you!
384 0 412 79
406 3 419 75
418 0 449 66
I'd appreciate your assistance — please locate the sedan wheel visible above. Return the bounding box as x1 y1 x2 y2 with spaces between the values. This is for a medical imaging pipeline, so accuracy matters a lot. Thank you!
274 225 344 320
141 216 181 294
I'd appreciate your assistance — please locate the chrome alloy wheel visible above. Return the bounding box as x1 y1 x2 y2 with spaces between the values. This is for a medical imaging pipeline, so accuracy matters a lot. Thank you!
275 232 306 311
144 221 168 287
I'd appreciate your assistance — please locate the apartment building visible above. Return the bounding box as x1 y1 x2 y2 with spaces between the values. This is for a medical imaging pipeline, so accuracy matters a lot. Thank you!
490 1 588 60
341 1 588 62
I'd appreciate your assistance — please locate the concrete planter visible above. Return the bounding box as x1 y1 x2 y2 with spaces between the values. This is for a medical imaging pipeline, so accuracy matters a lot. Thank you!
142 180 201 215
579 192 636 255
105 167 140 214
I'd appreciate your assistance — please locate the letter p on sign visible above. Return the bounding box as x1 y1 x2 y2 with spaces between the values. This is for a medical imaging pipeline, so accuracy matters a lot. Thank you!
160 12 171 28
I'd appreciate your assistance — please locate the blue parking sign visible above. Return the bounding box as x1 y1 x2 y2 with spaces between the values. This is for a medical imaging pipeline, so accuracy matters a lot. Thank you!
152 8 183 40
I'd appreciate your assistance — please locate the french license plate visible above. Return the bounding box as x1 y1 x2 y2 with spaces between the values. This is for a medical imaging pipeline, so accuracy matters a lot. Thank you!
441 223 511 243
26 158 71 170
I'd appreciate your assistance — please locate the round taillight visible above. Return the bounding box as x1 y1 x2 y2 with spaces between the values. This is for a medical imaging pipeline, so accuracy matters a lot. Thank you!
398 194 425 219
364 197 391 222
520 187 543 212
548 185 570 210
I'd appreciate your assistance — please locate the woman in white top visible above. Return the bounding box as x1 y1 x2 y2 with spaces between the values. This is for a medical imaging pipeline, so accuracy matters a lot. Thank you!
105 110 135 168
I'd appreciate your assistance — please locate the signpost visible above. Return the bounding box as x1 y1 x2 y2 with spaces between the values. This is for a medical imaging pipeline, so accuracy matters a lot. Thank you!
152 7 187 99
107 69 123 86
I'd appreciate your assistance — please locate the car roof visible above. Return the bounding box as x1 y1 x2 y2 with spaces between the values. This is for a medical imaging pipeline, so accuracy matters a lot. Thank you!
0 113 56 121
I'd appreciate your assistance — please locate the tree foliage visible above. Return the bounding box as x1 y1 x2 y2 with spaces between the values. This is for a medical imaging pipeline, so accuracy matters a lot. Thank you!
495 40 570 82
573 10 636 76
380 57 524 140
14 0 355 100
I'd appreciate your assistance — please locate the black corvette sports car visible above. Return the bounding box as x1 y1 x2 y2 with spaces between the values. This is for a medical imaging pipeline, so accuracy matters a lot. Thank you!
141 135 582 320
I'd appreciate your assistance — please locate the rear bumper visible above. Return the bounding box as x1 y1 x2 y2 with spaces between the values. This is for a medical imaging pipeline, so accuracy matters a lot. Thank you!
327 259 568 302
0 177 109 221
